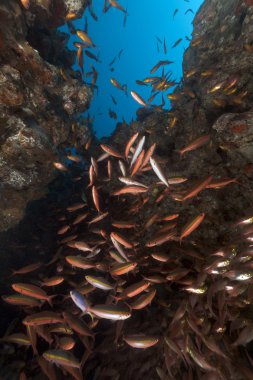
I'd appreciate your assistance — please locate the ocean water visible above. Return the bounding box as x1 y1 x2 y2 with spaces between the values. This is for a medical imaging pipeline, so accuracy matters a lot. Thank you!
60 0 204 137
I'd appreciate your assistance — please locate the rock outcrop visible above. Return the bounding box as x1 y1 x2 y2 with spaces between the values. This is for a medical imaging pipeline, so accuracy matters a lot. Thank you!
0 0 91 231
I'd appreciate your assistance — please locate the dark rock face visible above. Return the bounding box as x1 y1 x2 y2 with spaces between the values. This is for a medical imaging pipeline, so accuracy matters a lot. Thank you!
0 0 91 231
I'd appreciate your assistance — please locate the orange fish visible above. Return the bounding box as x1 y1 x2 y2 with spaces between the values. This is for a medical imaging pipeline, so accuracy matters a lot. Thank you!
180 213 205 241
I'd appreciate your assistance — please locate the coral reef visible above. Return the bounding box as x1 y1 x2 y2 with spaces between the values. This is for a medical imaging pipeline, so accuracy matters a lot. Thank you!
0 0 91 232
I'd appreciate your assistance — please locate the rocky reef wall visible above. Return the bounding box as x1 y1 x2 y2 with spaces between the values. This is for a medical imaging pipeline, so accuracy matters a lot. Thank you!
0 0 91 232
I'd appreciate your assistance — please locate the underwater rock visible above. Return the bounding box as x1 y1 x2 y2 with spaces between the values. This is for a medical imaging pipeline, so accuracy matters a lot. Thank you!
0 0 91 231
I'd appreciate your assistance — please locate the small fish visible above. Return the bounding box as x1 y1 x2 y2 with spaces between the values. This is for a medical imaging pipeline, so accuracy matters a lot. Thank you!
53 162 68 172
63 312 93 337
130 91 148 107
108 0 127 13
179 135 210 155
100 144 123 158
124 335 158 348
12 283 54 306
65 256 95 269
185 9 194 15
149 157 168 187
111 232 133 249
11 262 43 276
118 177 148 188
58 336 76 351
85 275 114 291
150 60 173 74
20 0 30 9
120 280 150 299
90 304 131 320
76 30 95 46
125 132 139 160
110 77 123 90
182 176 213 201
180 213 205 241
146 231 176 247
2 294 41 307
92 185 101 212
70 290 90 312
172 38 182 48
0 333 31 346
23 312 63 326
130 136 146 166
173 9 178 18
112 186 148 196
129 288 156 310
43 350 80 369
110 262 137 275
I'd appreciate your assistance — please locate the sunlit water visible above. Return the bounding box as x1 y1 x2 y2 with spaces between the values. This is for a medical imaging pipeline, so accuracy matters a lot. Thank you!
60 0 204 137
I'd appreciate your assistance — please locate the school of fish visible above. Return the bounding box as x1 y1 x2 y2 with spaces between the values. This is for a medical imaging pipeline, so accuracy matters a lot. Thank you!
2 0 253 379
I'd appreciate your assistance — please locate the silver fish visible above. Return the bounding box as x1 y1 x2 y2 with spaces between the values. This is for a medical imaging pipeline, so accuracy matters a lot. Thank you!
130 136 145 167
70 290 89 312
149 157 168 187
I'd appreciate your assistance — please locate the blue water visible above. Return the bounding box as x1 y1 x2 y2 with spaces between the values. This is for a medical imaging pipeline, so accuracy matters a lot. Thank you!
60 0 204 138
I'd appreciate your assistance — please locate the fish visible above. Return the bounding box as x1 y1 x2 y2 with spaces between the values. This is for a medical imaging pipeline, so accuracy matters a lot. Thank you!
0 333 31 346
130 91 148 107
90 305 131 320
85 50 100 62
76 30 95 46
12 283 55 306
185 9 194 15
125 132 139 160
110 262 137 275
112 186 148 196
92 186 101 212
23 312 63 326
129 288 156 309
180 213 205 241
58 337 76 351
178 135 210 155
85 275 114 290
150 60 173 74
149 157 168 187
2 294 41 307
119 280 150 299
100 144 123 158
108 0 127 13
182 176 213 201
173 9 178 18
111 232 133 249
146 231 176 247
130 136 146 166
70 290 90 312
11 262 43 276
65 256 95 269
20 0 30 9
123 335 158 348
43 350 81 369
110 78 123 90
63 312 93 337
53 162 68 172
172 38 182 48
119 177 148 188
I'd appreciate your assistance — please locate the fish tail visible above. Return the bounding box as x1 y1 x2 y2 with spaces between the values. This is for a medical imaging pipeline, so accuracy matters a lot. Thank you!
47 295 56 307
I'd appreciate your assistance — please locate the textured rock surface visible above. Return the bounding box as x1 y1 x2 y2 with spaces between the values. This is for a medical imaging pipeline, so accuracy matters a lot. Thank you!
0 0 91 231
